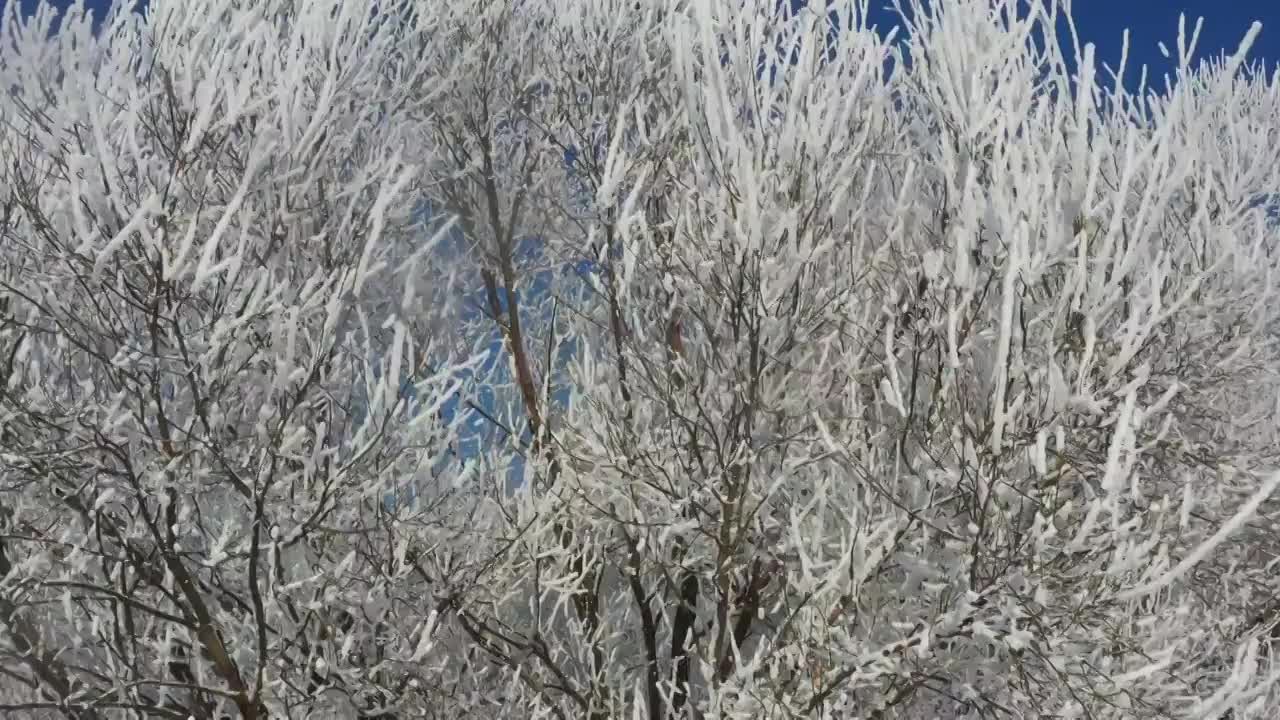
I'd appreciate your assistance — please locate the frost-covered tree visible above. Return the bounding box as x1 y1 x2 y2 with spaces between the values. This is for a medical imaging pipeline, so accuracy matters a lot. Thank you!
3 0 1280 718
0 0 483 717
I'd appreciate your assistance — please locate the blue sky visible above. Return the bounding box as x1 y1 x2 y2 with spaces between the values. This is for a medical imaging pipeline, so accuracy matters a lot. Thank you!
1068 1 1279 72
15 0 1280 72
1078 2 1274 72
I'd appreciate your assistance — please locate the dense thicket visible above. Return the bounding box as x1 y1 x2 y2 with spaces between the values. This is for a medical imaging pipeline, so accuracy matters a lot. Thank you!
2 0 1280 718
